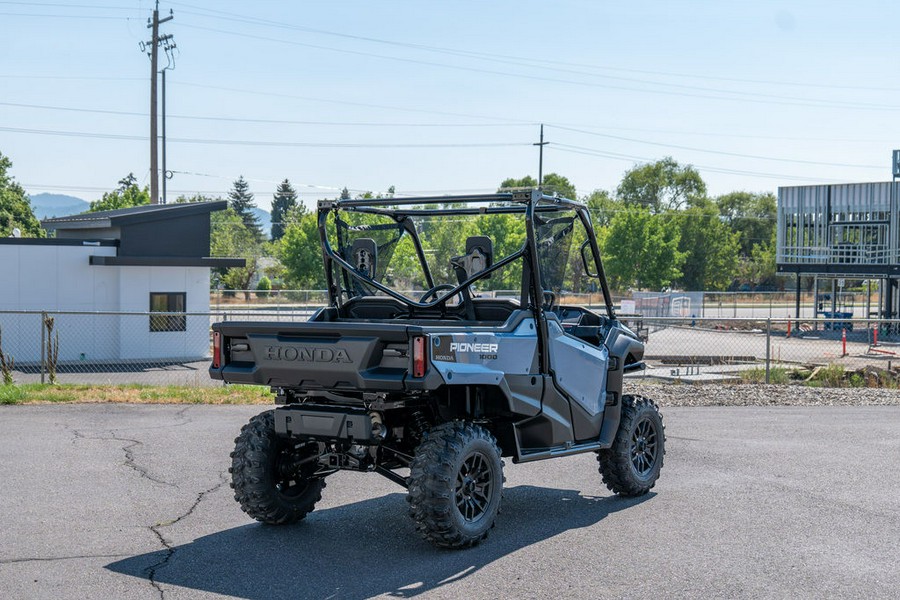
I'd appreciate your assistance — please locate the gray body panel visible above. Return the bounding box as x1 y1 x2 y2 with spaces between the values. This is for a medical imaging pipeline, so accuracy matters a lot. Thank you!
546 320 608 416
429 318 539 385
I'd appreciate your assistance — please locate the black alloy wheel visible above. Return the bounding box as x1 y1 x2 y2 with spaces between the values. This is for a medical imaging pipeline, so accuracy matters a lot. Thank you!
597 395 666 497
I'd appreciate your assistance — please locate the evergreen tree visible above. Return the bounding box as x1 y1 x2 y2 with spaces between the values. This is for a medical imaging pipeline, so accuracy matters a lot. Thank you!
89 172 150 212
228 176 262 241
270 179 298 241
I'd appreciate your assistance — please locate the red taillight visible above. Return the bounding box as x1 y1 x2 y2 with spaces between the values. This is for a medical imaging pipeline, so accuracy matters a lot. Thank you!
412 336 427 378
212 331 222 368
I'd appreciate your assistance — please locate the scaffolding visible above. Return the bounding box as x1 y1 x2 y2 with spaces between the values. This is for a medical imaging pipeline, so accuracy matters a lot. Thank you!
777 181 900 319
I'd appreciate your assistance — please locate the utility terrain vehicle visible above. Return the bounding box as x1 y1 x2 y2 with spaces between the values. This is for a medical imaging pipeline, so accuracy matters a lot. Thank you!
210 190 664 548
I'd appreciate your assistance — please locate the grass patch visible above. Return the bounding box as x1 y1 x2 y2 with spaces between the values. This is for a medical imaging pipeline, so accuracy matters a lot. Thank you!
0 383 274 405
812 364 846 388
739 366 790 384
769 367 790 385
0 384 29 405
740 367 766 384
736 364 894 388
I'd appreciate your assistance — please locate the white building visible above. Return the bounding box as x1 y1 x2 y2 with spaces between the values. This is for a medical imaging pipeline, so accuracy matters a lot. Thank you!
0 202 242 364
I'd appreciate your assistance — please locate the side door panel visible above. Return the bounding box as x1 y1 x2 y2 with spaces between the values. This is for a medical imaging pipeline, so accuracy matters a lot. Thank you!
546 319 609 440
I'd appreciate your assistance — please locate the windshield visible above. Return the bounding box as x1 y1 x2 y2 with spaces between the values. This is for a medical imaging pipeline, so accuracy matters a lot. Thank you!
324 198 598 306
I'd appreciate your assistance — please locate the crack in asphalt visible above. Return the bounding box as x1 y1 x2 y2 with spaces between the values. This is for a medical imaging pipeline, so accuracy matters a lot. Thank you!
113 433 177 488
145 471 229 600
70 428 176 487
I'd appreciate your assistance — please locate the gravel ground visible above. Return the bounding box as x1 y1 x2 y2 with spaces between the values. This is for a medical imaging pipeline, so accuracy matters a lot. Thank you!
631 382 900 406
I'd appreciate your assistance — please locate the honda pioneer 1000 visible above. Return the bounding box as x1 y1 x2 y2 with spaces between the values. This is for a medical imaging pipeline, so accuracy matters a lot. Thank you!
210 190 664 548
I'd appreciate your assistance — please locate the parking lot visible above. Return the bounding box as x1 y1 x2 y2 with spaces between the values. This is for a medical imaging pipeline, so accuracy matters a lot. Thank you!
1 404 898 599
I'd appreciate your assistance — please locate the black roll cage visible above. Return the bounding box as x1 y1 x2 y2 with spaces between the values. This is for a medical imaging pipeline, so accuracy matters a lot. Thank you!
317 190 616 320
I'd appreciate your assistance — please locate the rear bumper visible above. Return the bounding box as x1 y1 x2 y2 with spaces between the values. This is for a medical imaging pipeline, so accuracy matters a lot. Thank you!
274 405 378 443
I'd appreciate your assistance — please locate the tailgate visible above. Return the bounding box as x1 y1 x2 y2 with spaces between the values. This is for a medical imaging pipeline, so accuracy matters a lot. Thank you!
210 321 413 391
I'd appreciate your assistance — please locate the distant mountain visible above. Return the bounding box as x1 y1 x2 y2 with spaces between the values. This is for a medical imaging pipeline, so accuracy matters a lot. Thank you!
252 207 272 238
28 193 90 220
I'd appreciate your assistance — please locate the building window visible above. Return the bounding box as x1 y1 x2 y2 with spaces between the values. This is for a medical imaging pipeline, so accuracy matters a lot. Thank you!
150 292 186 332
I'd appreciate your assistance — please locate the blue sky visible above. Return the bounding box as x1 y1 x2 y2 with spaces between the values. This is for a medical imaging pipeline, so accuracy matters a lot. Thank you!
2 0 899 209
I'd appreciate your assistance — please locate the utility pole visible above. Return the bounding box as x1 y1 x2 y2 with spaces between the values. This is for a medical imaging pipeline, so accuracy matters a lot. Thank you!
143 1 173 204
158 33 176 204
533 124 548 187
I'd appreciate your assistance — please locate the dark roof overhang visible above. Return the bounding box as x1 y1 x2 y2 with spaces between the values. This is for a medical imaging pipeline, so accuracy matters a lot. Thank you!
89 255 245 268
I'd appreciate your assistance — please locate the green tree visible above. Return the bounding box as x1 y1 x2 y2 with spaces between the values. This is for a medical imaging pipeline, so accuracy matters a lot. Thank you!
474 213 526 291
541 173 576 199
385 234 426 290
178 193 265 295
499 173 576 199
270 179 298 242
228 176 263 241
715 191 776 257
211 207 262 298
256 276 272 298
354 186 396 200
0 151 43 237
278 207 325 289
738 234 778 288
585 189 618 227
602 205 684 290
89 173 150 212
674 204 741 291
174 193 217 205
499 175 537 190
616 157 706 213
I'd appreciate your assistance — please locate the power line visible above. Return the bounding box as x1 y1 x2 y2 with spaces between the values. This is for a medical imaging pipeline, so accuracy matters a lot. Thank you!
168 1 900 94
177 22 900 113
7 0 892 97
0 11 129 19
549 126 882 170
4 99 898 144
0 125 531 148
7 1 898 102
171 80 531 123
0 1 134 8
1 122 871 184
0 75 144 81
551 145 845 183
547 123 894 144
0 100 529 128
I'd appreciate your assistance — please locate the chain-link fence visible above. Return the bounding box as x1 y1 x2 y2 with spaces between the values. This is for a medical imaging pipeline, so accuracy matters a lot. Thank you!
1 310 897 388
211 289 881 321
0 309 318 387
210 289 329 310
631 316 900 386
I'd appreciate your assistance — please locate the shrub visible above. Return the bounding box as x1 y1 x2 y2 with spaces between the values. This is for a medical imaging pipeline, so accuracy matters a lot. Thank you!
0 326 14 385
817 364 845 388
256 276 272 298
769 367 790 385
740 367 765 383
740 366 790 384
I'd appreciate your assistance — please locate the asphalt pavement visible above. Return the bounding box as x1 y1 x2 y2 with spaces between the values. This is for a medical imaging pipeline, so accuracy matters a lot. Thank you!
0 404 898 599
